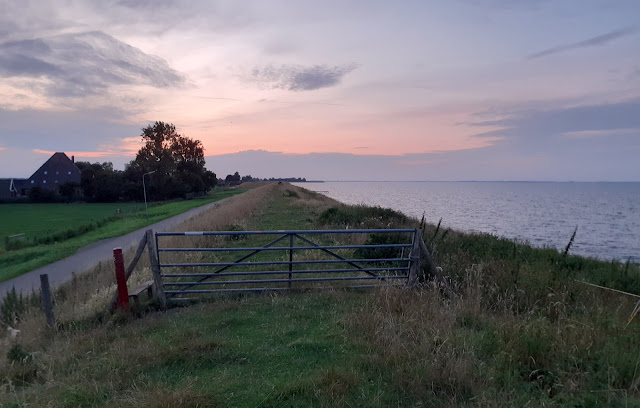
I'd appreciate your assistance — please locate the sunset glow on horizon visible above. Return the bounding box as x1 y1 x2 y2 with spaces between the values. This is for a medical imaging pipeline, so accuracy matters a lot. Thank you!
1 1 639 181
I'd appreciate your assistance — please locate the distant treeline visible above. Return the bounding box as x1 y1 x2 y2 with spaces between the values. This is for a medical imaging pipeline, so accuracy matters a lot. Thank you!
219 172 308 186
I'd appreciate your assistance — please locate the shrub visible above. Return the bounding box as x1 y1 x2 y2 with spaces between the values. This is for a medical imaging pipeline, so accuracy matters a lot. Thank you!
0 287 28 325
7 344 30 363
354 233 408 263
283 189 300 198
28 187 58 203
318 205 408 228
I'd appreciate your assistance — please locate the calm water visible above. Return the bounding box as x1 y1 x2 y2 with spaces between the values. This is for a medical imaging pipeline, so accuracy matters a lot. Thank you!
294 182 640 262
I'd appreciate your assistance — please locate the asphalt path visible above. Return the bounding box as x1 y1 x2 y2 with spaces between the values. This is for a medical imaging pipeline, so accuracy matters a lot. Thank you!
0 196 235 298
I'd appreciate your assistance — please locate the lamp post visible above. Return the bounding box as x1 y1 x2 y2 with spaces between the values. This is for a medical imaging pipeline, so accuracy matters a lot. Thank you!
143 170 156 219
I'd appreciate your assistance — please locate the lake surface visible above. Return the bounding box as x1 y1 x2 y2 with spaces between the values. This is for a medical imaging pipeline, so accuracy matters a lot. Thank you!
294 182 640 262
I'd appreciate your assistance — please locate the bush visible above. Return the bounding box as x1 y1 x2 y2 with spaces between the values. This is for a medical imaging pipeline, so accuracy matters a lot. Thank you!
0 287 28 324
354 233 408 263
7 344 30 363
318 205 408 229
28 187 58 203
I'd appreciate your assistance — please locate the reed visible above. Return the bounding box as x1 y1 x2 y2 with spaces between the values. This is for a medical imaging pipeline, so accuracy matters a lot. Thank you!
563 225 578 256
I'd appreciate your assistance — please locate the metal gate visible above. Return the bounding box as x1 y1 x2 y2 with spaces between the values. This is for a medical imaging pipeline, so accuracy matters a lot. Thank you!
154 229 420 300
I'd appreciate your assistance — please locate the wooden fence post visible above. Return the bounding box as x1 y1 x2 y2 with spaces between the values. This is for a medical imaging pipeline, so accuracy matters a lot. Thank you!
407 229 421 287
40 274 55 328
147 229 167 309
418 236 444 285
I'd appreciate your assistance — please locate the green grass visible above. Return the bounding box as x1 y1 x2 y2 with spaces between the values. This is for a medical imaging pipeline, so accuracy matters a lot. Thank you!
2 183 640 407
3 293 411 407
0 202 143 249
0 188 245 282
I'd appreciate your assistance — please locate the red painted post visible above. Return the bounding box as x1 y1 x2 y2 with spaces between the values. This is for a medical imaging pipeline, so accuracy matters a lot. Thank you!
113 248 130 312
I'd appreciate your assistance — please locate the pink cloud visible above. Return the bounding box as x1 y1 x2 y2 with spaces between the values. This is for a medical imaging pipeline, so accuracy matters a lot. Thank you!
32 137 142 159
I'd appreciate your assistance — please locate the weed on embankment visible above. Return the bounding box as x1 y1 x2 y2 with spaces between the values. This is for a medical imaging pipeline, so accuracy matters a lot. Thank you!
1 182 639 407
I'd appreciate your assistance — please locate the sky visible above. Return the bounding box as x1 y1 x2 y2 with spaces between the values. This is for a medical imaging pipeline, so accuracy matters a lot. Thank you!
1 0 639 181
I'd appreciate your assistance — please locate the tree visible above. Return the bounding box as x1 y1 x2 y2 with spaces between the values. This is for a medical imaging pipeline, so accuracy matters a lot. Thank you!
125 121 216 200
29 187 56 203
224 171 241 186
58 181 80 202
76 161 125 202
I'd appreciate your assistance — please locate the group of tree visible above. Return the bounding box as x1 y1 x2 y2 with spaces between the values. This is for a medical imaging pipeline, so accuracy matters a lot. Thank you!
125 122 217 200
218 173 307 186
43 122 217 203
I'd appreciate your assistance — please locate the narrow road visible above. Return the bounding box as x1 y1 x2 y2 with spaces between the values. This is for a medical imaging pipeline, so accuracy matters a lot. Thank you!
0 196 236 298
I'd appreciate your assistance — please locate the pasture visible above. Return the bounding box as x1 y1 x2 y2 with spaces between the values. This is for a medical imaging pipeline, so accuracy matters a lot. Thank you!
1 202 141 250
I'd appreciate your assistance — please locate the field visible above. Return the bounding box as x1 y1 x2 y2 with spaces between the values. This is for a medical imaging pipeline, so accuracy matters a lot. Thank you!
1 202 143 249
1 183 640 407
0 188 245 282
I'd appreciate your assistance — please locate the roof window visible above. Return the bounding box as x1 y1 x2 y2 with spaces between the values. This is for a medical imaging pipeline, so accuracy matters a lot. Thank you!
43 180 47 184
68 171 72 175
44 171 48 175
31 180 34 184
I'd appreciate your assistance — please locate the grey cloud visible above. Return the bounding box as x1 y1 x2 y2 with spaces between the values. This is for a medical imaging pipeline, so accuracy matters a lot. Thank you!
527 27 639 59
0 106 139 151
461 0 551 11
475 98 640 135
0 30 184 97
467 98 640 158
250 64 358 91
116 0 175 8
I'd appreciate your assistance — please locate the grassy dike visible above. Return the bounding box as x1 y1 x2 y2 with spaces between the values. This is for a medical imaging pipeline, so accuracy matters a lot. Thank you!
1 182 640 407
0 188 245 282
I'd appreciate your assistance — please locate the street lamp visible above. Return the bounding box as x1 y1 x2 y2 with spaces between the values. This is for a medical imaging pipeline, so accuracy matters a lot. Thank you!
143 170 156 219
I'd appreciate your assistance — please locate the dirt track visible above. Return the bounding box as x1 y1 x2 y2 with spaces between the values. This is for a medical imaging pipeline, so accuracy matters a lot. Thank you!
0 196 235 298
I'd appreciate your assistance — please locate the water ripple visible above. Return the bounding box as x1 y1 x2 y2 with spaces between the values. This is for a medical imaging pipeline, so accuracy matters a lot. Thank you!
295 181 640 262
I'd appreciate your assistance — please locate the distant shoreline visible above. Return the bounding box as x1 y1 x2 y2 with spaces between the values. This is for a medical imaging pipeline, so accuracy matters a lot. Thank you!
308 180 640 183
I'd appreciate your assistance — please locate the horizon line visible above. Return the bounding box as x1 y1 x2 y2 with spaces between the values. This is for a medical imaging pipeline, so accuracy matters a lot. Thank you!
295 180 640 183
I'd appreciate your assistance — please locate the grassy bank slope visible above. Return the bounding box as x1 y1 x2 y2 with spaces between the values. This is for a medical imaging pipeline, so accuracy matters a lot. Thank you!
0 188 244 282
1 183 639 407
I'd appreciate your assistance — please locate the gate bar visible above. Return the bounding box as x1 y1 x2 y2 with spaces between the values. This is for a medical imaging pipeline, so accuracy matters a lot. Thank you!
160 258 409 268
158 243 412 252
164 284 405 295
163 275 408 286
161 267 409 278
156 228 415 236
